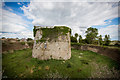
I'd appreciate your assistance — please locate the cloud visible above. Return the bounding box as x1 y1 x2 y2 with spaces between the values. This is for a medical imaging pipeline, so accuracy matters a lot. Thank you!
21 2 118 26
2 9 30 32
21 2 119 40
17 2 21 5
6 6 13 11
1 8 33 39
98 25 118 40
1 2 119 40
1 31 33 39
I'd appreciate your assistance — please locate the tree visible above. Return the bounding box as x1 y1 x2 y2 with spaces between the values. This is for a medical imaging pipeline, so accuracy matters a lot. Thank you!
85 27 98 44
79 35 82 43
75 33 78 42
16 37 19 39
71 36 77 43
2 37 6 39
98 35 103 45
104 35 110 46
75 33 78 38
81 39 87 44
27 38 33 41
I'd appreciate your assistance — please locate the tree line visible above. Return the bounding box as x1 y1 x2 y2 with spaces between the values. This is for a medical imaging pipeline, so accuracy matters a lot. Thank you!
71 27 110 46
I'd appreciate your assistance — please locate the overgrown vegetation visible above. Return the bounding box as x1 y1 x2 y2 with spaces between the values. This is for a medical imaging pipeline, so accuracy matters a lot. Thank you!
27 42 33 46
71 36 77 43
104 35 111 46
33 26 119 47
34 26 71 43
2 49 120 78
36 39 46 43
27 38 33 41
98 35 103 45
71 27 118 47
41 26 70 39
85 27 98 44
79 35 82 43
20 42 25 45
71 42 84 46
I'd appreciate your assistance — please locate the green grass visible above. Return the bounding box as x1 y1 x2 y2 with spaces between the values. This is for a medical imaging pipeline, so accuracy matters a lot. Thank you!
2 48 120 78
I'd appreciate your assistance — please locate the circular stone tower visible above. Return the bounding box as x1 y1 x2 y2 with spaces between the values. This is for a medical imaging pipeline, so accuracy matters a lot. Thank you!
32 26 71 60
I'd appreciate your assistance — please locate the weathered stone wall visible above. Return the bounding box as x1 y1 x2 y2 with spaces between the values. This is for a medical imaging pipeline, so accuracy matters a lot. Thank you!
2 41 33 53
32 26 71 60
72 44 120 63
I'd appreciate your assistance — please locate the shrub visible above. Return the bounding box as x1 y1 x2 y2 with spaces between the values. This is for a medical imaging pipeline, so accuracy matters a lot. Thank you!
27 38 33 41
104 35 111 46
27 42 33 46
71 36 77 43
2 37 6 39
71 42 83 46
20 42 25 45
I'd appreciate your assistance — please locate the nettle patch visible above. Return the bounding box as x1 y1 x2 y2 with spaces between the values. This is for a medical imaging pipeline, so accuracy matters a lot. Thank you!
33 26 71 43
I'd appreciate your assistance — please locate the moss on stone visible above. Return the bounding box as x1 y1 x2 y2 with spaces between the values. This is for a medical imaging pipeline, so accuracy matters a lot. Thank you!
39 38 46 42
36 39 46 43
36 40 38 43
34 26 71 42
41 26 70 41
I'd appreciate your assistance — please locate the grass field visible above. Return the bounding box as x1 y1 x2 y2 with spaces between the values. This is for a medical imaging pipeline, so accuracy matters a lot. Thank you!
2 48 120 78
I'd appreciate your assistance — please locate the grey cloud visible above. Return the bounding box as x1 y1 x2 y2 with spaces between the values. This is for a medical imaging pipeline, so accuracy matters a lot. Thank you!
21 2 119 40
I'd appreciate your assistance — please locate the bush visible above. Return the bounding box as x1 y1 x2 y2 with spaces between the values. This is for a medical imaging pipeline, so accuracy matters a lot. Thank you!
17 39 20 41
71 42 83 46
104 35 110 46
2 37 6 39
20 42 25 45
27 42 33 46
27 38 33 41
81 39 88 44
71 36 77 43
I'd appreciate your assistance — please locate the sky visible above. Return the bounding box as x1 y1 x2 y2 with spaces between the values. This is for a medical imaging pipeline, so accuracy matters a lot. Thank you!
0 0 120 40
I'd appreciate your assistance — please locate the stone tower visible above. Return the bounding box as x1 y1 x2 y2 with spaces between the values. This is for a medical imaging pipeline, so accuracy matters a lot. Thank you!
32 26 71 60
